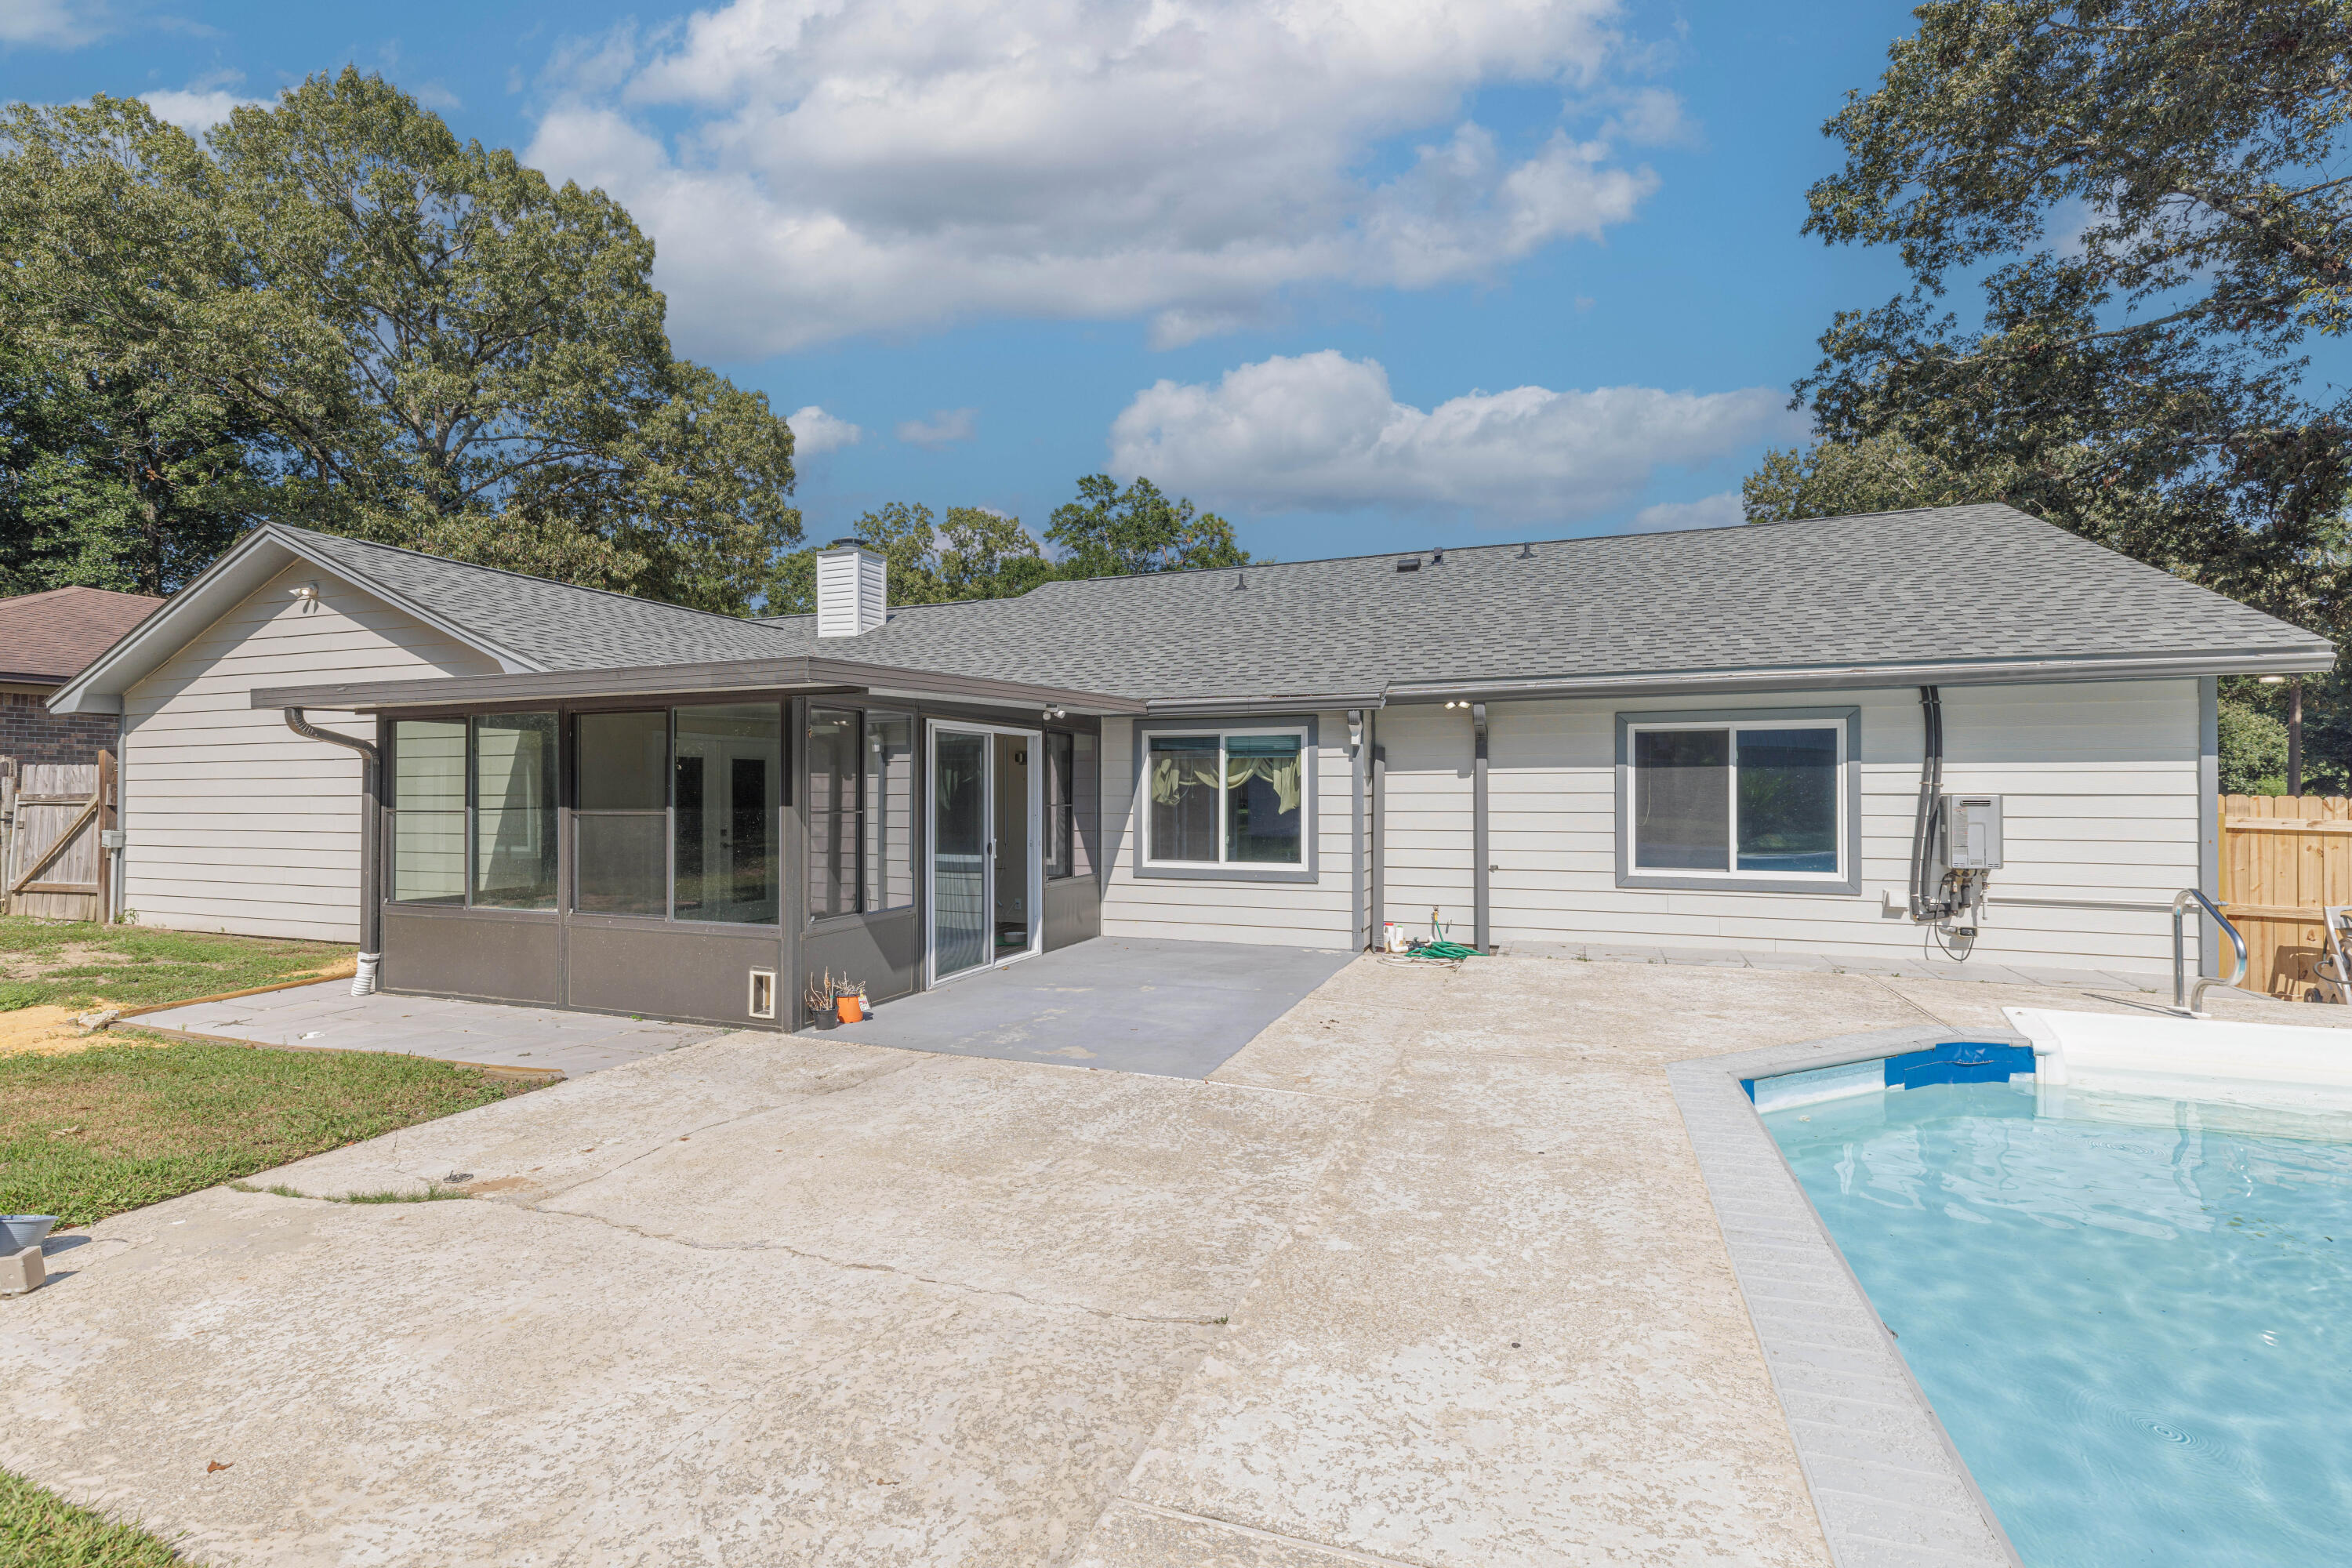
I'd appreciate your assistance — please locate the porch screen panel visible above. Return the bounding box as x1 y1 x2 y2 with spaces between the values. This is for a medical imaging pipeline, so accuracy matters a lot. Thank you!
933 729 989 977
863 711 915 912
390 719 466 904
807 708 859 920
473 713 557 909
675 703 782 924
1632 729 1730 870
575 710 667 916
1735 728 1838 873
1044 731 1076 879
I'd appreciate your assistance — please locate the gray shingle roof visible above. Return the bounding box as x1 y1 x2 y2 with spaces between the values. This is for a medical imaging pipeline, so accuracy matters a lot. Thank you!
286 506 2334 702
746 504 2333 699
282 526 798 670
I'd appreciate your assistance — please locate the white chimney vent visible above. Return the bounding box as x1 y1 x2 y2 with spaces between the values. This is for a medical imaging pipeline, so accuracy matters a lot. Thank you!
815 539 887 637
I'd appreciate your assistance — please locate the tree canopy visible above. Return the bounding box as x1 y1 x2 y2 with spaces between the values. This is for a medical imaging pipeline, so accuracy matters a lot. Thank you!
1045 474 1247 577
764 474 1249 614
0 72 799 608
1791 0 2352 631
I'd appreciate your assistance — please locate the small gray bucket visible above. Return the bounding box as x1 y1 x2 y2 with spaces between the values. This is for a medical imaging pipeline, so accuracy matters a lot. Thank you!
0 1216 57 1251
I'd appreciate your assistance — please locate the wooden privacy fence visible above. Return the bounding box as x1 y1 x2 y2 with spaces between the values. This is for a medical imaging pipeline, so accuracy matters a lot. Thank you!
2218 793 2352 1000
0 753 116 921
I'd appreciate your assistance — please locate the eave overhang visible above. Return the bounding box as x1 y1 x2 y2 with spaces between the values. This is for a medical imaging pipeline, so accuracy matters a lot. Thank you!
249 655 1149 717
1381 646 2336 705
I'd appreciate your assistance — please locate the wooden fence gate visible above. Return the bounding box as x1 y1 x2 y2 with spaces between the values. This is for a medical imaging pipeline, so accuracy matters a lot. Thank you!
0 753 115 921
2217 793 2352 1000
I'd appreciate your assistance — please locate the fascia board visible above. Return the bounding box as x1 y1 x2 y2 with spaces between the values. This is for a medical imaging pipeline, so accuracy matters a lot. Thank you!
1383 647 2338 705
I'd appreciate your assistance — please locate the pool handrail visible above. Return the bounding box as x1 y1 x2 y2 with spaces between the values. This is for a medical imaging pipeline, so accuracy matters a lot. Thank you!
2172 887 2249 1018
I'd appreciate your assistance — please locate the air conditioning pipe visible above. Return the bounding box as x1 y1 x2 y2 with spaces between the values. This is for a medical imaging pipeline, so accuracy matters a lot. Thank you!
285 708 383 995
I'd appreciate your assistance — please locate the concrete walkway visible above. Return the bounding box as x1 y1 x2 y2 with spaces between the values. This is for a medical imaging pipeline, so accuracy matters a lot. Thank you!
129 982 726 1077
817 935 1359 1077
5 956 2338 1566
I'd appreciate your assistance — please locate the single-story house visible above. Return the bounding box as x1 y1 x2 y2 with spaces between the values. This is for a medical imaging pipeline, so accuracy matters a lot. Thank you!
0 585 162 768
47 504 2333 1027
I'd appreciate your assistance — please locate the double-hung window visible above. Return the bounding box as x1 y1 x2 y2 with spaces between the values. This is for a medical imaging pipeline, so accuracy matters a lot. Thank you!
1625 717 1847 884
390 714 559 909
1145 728 1307 868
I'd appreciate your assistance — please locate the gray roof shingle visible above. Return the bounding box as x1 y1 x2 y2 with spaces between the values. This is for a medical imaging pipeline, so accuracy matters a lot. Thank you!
746 504 2332 699
285 505 2334 701
282 527 798 670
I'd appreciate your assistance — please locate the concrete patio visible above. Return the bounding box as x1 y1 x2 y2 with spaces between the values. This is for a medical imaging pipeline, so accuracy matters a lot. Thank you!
816 935 1359 1077
127 984 729 1077
5 952 2339 1566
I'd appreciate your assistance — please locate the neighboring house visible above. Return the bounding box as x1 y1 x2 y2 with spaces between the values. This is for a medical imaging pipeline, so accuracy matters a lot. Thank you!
49 506 2335 1026
0 585 163 768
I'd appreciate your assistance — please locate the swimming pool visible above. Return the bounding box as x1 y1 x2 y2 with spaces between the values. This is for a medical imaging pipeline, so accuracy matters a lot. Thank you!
1764 1075 2352 1566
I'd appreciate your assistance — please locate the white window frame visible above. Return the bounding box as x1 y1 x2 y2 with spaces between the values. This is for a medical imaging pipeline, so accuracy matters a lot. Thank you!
1135 721 1316 883
1624 716 1850 887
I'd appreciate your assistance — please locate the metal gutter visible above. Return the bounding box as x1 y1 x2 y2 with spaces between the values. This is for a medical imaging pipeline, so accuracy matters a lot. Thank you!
249 655 1148 717
1385 647 2336 705
1144 692 1388 715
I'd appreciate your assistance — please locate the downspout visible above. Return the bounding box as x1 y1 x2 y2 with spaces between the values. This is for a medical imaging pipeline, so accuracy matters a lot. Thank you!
1348 709 1368 950
1370 719 1387 949
285 708 383 996
1907 686 1944 921
1472 701 1490 953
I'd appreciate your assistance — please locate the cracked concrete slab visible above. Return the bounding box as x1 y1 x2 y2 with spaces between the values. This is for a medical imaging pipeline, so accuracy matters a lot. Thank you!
3 1185 1210 1568
10 949 2339 1566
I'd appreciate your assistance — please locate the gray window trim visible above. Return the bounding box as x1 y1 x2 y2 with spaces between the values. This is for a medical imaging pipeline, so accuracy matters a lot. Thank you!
1614 706 1863 896
1132 715 1319 884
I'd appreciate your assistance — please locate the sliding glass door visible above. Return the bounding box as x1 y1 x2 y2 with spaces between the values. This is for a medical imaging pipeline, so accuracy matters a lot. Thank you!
927 721 1043 985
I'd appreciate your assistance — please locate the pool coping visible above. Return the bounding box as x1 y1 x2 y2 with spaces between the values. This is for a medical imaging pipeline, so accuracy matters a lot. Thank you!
1669 1025 2029 1568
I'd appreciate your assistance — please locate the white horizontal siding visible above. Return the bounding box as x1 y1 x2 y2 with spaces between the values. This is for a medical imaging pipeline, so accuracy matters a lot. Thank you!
1422 680 2201 971
1098 712 1360 949
121 564 499 941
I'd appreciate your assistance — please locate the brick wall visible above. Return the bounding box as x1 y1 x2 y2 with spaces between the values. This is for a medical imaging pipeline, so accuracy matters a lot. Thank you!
1 689 121 769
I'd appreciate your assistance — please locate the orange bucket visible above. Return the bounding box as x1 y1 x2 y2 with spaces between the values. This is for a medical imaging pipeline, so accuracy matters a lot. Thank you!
837 993 865 1024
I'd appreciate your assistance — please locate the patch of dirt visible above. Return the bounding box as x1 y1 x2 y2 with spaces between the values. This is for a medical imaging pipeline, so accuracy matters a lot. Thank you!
0 1003 162 1058
0 944 124 982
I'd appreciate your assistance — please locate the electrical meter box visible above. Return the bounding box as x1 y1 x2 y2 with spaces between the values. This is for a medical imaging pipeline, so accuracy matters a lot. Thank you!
1938 794 2005 871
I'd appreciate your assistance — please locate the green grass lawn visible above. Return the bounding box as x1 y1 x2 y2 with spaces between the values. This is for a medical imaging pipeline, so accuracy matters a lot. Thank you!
0 1468 191 1566
0 916 350 1014
0 1041 536 1227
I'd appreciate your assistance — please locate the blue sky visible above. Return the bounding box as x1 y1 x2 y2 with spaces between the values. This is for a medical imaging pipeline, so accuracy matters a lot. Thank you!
3 0 1932 562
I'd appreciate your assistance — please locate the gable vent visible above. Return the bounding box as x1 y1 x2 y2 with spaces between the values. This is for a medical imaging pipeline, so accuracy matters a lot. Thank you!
816 539 887 637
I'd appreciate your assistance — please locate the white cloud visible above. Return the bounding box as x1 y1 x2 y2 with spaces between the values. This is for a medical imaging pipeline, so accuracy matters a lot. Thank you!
141 89 266 134
2 0 107 46
524 0 1667 356
1631 491 1744 532
788 405 863 456
896 408 978 448
1109 350 1795 523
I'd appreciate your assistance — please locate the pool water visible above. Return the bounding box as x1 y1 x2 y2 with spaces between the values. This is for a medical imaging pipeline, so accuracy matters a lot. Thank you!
1764 1080 2352 1566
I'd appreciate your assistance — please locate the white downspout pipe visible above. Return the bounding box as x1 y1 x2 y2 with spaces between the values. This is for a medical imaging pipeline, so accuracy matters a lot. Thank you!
284 708 383 996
